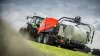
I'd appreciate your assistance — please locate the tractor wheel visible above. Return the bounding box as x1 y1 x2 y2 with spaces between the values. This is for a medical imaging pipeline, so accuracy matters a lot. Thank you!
36 33 44 43
19 28 26 34
19 28 32 40
43 34 53 45
19 28 27 35
25 31 32 40
83 46 91 53
76 45 91 53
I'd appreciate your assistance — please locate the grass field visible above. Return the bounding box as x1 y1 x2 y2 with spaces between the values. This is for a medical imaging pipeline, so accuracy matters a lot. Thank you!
29 41 92 56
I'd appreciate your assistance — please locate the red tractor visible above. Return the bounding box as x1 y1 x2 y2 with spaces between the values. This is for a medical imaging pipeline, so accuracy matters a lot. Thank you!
36 16 95 53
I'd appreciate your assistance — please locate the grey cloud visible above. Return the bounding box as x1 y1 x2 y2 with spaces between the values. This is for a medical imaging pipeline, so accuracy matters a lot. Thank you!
62 0 100 18
95 23 100 30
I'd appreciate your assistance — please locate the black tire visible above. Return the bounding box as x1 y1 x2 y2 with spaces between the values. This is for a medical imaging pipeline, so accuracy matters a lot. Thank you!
36 33 44 43
83 46 91 53
19 27 33 40
19 28 27 35
76 45 91 53
92 49 100 56
43 34 53 45
19 28 25 34
26 31 32 40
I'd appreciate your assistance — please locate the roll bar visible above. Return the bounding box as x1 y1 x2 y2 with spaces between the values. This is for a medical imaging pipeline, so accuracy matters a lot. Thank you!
59 17 95 44
58 17 74 21
26 13 36 19
26 16 34 19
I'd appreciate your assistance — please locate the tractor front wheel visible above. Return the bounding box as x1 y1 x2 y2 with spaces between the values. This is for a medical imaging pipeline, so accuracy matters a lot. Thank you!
19 27 27 34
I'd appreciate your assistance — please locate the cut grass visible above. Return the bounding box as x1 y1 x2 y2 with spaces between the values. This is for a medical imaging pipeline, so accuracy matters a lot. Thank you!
29 41 92 56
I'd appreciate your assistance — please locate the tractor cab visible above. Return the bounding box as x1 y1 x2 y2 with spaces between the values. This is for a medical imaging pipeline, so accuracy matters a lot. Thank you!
27 16 44 28
19 15 44 40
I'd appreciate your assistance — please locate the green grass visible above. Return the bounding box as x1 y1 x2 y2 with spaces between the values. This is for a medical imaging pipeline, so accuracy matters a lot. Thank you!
29 41 92 56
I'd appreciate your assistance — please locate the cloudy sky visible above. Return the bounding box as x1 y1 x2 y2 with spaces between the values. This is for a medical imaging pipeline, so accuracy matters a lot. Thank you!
1 0 100 49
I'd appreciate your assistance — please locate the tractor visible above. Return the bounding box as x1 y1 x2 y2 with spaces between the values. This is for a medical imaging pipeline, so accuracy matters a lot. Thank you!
19 15 44 40
36 16 95 53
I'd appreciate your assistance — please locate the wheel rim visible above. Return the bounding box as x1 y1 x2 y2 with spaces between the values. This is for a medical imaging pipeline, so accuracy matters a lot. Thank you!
38 36 41 42
37 33 43 42
43 34 49 44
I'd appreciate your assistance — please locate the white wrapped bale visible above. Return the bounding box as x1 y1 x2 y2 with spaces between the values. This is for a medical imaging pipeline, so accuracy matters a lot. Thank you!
58 25 87 43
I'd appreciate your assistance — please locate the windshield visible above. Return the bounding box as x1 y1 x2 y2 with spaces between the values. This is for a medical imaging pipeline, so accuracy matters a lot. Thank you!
34 16 44 25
